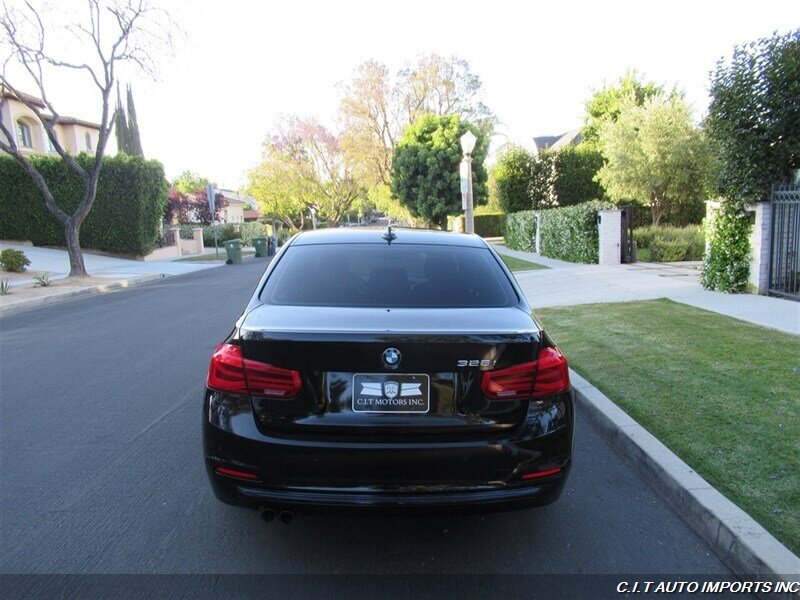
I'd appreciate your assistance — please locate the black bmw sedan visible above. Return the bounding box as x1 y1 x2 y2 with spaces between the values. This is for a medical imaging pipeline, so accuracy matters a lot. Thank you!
203 228 574 517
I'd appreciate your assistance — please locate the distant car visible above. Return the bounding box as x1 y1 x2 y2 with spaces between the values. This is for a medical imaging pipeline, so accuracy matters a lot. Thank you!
204 228 574 519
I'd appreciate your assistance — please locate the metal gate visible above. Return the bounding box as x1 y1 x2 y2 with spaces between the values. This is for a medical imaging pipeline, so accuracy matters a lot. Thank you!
620 206 636 263
769 182 800 300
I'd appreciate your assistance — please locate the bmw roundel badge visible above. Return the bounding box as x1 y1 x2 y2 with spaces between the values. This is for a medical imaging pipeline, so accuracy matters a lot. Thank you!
382 348 401 369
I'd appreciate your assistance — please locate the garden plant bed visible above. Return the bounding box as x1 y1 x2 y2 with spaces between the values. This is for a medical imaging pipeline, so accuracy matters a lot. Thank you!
536 298 799 554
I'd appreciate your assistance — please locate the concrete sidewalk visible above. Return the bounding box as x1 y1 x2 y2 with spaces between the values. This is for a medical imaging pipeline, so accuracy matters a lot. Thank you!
493 243 799 335
0 242 223 285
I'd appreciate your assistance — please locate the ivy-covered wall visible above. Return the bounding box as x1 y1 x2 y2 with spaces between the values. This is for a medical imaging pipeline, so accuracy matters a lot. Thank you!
505 200 613 263
0 154 167 256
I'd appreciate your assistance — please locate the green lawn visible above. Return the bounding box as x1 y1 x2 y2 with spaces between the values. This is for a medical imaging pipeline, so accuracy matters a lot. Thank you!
175 250 255 262
536 299 799 554
500 254 549 272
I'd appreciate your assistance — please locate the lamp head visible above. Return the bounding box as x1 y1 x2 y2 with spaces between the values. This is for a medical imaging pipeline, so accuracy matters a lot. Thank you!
460 130 477 155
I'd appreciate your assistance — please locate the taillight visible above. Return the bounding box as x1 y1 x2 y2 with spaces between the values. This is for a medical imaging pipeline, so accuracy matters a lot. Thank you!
207 343 248 395
480 346 570 400
481 360 537 399
532 347 570 397
207 343 302 399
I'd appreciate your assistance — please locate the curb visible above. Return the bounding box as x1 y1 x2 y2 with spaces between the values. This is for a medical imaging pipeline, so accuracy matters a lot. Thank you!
0 274 166 317
570 368 800 593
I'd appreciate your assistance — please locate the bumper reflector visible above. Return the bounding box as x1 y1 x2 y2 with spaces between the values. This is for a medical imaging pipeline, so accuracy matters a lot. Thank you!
214 466 261 481
521 467 563 480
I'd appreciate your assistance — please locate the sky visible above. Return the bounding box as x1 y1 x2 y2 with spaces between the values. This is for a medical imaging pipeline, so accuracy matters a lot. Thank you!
7 0 799 189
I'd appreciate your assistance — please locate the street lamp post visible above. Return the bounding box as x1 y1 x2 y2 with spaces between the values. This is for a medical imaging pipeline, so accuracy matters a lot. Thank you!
460 130 477 234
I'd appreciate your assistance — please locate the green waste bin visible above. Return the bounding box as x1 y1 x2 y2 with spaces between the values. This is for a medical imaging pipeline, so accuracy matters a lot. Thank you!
223 238 243 264
252 236 268 258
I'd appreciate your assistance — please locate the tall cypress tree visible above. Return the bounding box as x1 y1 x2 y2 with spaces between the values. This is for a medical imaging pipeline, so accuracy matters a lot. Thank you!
126 84 144 157
114 82 130 155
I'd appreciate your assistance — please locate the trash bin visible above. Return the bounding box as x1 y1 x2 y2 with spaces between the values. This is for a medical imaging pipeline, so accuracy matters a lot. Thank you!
252 236 268 258
268 236 276 256
223 238 243 264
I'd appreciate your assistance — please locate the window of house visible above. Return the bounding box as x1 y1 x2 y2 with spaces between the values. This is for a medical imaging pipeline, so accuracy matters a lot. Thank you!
85 131 93 151
16 120 32 148
47 132 57 153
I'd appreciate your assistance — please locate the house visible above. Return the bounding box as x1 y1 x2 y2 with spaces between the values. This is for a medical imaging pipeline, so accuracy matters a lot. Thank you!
243 205 260 222
0 87 101 155
216 189 248 224
532 129 583 154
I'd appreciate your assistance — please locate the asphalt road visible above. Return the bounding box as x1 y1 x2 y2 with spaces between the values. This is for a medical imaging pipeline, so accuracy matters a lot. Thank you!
0 260 736 596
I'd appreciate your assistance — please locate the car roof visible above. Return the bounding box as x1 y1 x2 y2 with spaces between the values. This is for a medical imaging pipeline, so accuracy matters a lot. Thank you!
290 228 488 248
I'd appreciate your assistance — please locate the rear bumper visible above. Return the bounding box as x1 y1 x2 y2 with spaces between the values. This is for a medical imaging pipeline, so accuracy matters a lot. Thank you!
203 390 574 514
206 472 568 515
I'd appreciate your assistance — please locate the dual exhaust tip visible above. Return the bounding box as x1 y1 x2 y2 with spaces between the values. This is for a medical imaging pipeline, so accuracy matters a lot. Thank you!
260 507 294 524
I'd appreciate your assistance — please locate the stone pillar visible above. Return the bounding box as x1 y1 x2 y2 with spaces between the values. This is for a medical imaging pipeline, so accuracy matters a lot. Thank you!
534 213 541 254
597 209 622 265
192 227 204 255
170 227 182 255
748 202 772 294
451 216 465 233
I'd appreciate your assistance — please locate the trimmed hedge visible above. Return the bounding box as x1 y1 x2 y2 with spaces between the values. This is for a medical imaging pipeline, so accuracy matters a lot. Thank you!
473 213 505 237
505 210 538 252
0 154 167 256
552 146 605 206
202 221 266 247
634 225 705 262
539 200 613 263
505 200 613 263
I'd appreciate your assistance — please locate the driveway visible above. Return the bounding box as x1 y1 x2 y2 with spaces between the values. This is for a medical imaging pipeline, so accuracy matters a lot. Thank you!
495 244 799 335
0 260 737 597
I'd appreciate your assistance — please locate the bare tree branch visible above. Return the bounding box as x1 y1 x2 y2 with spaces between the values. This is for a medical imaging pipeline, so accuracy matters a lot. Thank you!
0 0 175 276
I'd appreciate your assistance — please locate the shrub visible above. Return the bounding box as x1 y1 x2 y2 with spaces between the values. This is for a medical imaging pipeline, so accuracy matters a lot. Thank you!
0 249 31 272
0 279 10 295
552 146 605 206
391 115 488 229
32 273 53 287
529 150 557 209
473 213 505 237
539 200 613 263
701 200 751 292
505 210 538 252
201 222 266 247
634 225 705 262
493 146 535 213
0 155 167 256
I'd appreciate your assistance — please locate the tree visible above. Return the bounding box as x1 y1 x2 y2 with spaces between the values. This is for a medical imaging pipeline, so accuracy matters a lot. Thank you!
0 0 171 276
339 54 495 189
597 94 711 225
706 28 800 202
113 82 143 156
245 150 314 231
529 150 556 210
397 54 496 134
552 145 606 206
114 83 129 153
164 188 227 226
125 83 143 156
246 116 367 229
391 114 487 229
493 145 535 213
581 69 663 149
173 170 211 195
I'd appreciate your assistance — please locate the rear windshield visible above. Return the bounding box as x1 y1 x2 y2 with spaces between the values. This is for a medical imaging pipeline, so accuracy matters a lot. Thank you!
261 243 518 308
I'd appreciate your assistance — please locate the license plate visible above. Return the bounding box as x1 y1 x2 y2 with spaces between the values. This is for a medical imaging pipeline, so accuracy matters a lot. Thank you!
352 373 430 413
